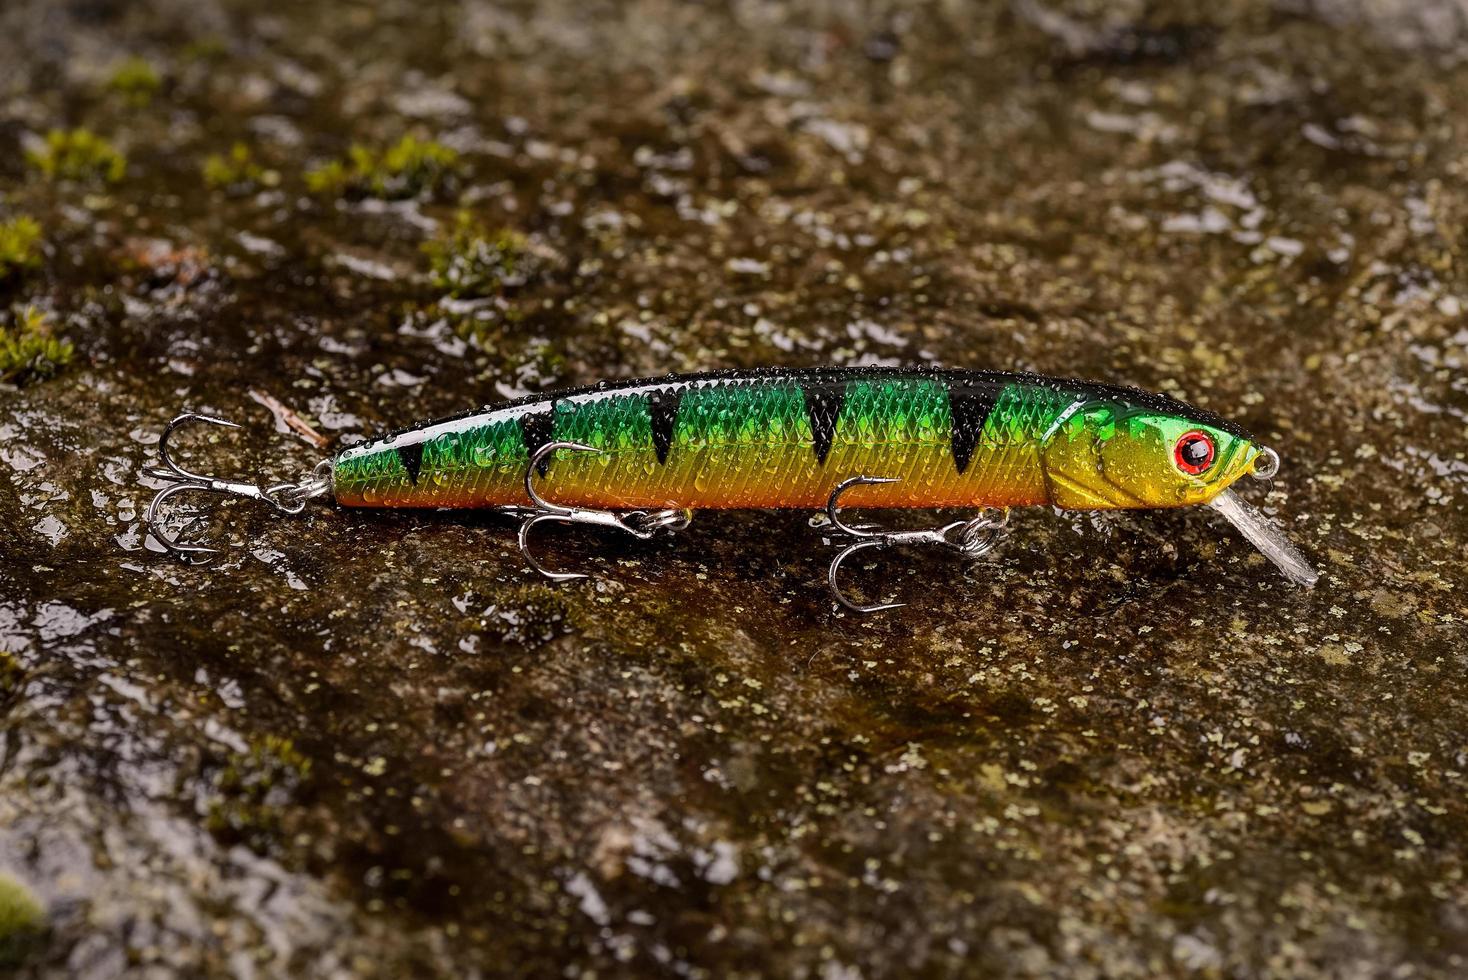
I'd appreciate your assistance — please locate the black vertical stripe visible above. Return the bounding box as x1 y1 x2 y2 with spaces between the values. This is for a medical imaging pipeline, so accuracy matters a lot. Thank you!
802 382 845 465
648 387 682 465
949 383 998 474
519 408 556 477
395 441 425 485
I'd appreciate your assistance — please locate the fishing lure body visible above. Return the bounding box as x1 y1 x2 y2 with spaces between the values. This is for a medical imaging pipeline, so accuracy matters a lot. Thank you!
144 367 1319 611
331 368 1259 513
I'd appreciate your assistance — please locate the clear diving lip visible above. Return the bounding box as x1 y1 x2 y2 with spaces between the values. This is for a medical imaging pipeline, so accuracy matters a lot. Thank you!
1208 486 1319 587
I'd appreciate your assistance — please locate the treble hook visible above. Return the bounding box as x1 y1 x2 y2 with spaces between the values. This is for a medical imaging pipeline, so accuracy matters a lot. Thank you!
142 413 332 563
509 441 691 582
822 476 1008 613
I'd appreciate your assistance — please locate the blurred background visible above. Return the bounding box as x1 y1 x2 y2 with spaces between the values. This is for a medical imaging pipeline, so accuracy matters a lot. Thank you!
1 0 1465 975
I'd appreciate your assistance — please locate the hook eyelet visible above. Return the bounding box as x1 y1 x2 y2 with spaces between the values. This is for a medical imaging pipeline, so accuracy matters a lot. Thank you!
1251 446 1281 481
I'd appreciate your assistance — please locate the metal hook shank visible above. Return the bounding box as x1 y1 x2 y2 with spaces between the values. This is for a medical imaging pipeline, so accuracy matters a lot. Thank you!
823 476 1008 613
507 440 691 582
143 413 331 563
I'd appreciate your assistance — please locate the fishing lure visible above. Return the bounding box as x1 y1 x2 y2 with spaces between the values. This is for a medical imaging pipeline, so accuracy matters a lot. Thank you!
143 367 1318 611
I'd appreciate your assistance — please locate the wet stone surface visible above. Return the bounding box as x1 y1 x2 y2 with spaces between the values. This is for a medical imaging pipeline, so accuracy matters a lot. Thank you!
2 0 1467 975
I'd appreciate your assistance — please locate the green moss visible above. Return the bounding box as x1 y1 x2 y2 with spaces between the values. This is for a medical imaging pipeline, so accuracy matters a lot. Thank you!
107 57 162 106
418 216 557 353
0 650 21 695
0 218 42 279
0 873 45 969
180 35 227 62
1 307 74 384
203 143 279 194
205 735 313 853
25 129 126 184
377 135 460 192
303 158 351 197
305 135 461 200
424 213 534 298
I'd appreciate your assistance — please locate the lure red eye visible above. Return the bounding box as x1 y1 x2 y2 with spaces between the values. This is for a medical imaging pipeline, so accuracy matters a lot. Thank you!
1174 431 1216 475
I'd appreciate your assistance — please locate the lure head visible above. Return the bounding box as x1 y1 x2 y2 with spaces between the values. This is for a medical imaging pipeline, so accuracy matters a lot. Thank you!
1040 388 1261 510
